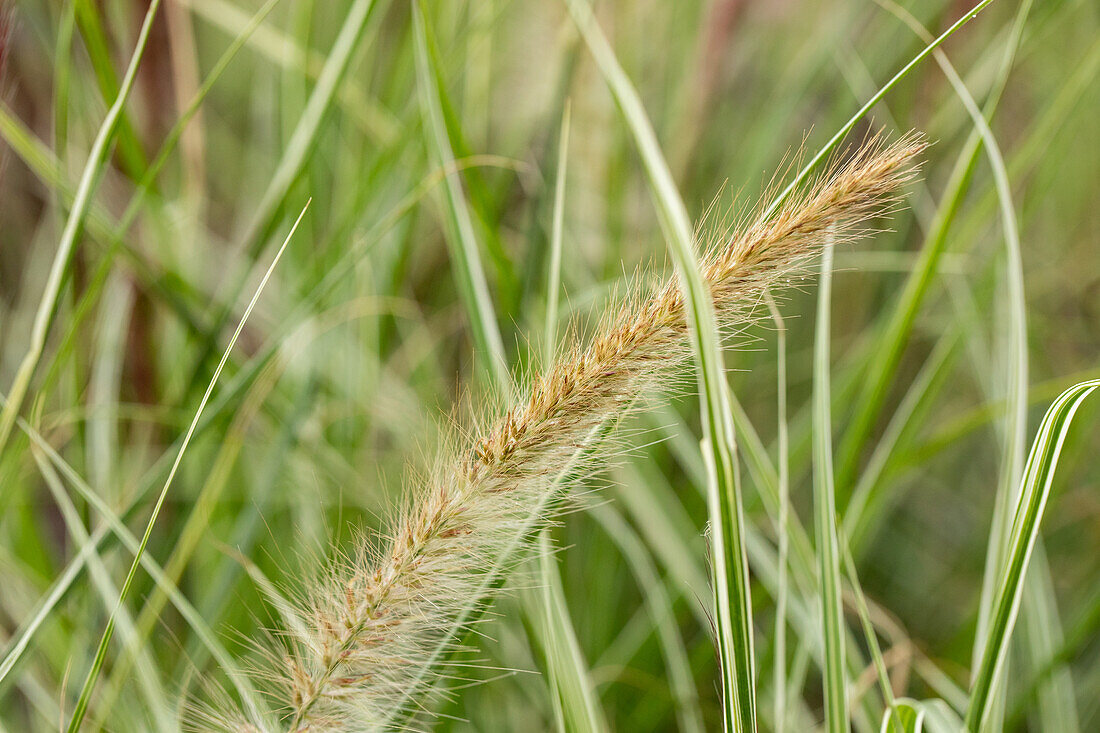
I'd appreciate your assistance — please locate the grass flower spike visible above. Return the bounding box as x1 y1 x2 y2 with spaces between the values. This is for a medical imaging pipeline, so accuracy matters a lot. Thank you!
217 134 926 732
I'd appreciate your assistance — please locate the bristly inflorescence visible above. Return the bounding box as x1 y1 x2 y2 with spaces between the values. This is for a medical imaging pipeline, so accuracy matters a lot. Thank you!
213 133 925 732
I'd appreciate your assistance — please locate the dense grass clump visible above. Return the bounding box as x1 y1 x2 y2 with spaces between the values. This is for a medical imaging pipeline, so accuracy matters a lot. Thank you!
0 1 1097 731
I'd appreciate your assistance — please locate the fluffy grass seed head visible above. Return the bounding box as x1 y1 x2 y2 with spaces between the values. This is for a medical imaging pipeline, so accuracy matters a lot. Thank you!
214 132 925 732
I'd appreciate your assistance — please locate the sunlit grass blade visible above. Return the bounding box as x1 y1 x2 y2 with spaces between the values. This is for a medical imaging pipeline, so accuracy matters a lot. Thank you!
812 237 847 733
62 202 309 732
0 0 163 457
965 378 1100 731
563 1 756 729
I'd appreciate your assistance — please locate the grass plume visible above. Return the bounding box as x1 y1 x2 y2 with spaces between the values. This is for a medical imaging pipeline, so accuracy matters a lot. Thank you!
213 133 925 731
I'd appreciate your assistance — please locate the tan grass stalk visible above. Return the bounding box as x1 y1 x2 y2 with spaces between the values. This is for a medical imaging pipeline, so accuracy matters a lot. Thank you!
216 133 925 732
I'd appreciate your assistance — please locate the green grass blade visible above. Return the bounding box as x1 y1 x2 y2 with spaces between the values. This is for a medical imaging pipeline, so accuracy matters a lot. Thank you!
875 0 1032 662
0 0 163 457
62 202 308 732
359 13 579 727
965 379 1100 731
888 697 968 733
0 353 303 693
614 460 711 628
182 0 398 142
0 103 71 205
843 332 959 553
92 369 283 720
839 524 901 731
30 451 172 730
564 1 756 729
419 12 519 313
413 0 511 395
0 524 112 689
240 0 378 252
883 699 923 733
834 0 1027 498
380 419 619 729
183 0 384 401
16 414 269 728
762 0 995 219
72 0 150 178
0 101 212 338
528 93 607 733
0 157 503 698
718 392 816 593
116 0 284 240
766 294 791 733
544 102 571 363
920 699 967 733
661 379 807 578
537 531 610 733
875 6 1052 724
51 1 77 161
1020 544 1081 731
812 238 848 733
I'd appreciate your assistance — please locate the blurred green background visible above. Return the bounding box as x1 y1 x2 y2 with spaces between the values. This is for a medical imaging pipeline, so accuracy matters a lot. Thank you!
0 0 1098 729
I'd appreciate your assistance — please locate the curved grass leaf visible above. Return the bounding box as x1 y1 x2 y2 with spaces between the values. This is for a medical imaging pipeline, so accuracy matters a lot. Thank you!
965 379 1100 731
882 699 924 733
812 239 847 733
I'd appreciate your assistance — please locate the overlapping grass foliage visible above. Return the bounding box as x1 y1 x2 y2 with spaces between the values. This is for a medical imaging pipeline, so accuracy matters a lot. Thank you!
0 0 1098 730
